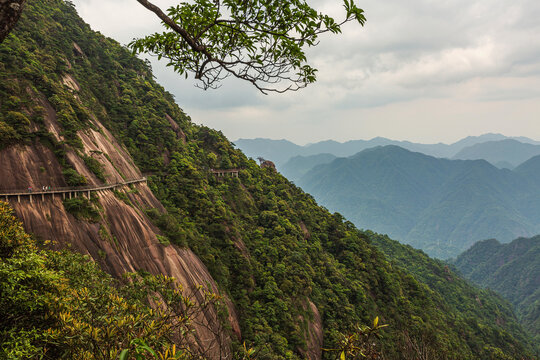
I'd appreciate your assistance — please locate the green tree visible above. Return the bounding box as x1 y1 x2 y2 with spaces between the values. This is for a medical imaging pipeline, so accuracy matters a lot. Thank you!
0 0 365 93
0 200 225 359
132 0 365 93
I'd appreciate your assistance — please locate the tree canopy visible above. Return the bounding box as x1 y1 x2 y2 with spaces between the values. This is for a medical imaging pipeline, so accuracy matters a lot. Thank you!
1 0 365 93
131 0 366 93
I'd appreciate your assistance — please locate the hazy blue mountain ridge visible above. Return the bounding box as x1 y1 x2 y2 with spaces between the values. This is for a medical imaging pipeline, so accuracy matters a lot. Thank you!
235 134 540 171
515 154 540 179
280 153 337 182
453 139 540 168
298 146 540 258
233 138 302 166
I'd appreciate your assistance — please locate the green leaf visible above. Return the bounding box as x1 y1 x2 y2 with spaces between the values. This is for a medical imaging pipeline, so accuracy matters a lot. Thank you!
119 349 129 360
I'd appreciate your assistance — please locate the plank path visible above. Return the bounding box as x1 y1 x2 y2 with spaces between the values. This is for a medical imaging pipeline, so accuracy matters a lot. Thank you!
0 177 147 203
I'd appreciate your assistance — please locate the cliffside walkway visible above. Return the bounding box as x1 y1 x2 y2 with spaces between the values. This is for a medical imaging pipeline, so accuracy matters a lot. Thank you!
0 177 147 203
210 169 241 178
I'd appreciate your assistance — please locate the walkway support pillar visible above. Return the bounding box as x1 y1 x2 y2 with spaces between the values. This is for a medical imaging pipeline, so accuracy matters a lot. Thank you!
17 195 20 203
29 195 32 204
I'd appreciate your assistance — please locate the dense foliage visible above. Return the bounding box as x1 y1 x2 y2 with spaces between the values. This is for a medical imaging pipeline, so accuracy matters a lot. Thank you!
453 236 540 346
131 0 365 93
369 231 539 356
0 201 221 359
0 1 537 359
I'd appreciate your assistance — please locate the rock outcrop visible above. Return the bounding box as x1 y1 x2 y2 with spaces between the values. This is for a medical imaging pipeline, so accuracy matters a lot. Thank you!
0 95 239 358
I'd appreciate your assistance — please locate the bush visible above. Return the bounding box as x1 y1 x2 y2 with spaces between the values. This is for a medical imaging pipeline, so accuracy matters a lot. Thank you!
82 155 106 182
62 168 87 186
62 197 100 222
0 200 223 359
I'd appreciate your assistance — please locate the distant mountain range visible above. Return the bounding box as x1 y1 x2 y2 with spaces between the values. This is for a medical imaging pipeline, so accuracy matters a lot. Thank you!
452 236 540 343
280 153 337 181
296 146 540 258
452 139 540 169
235 134 540 169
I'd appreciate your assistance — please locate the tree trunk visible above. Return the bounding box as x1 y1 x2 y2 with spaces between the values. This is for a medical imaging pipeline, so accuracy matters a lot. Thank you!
0 0 26 43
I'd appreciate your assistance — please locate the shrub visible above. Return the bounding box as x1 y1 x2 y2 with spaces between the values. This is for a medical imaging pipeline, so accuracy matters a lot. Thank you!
62 197 100 222
62 168 87 186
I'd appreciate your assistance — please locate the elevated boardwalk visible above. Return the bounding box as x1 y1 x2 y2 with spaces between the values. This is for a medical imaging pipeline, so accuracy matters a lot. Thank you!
0 177 147 203
210 169 241 178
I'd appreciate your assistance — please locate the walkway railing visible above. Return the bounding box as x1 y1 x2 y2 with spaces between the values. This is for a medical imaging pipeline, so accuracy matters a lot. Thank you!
210 169 241 178
0 177 147 203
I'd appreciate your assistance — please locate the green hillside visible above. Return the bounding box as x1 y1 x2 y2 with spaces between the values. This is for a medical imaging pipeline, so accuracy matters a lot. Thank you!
298 145 540 258
453 236 540 344
0 0 537 358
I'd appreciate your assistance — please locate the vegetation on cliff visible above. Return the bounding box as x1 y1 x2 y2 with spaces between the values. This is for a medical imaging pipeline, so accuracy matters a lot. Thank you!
0 0 537 359
453 236 540 345
0 201 224 359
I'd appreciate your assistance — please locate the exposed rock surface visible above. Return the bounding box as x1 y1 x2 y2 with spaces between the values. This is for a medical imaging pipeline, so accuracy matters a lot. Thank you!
0 93 239 358
306 301 323 360
0 0 26 43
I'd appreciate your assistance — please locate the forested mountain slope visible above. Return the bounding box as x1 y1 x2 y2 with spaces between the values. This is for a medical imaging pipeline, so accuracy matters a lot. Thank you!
453 236 540 344
298 145 540 258
0 1 536 358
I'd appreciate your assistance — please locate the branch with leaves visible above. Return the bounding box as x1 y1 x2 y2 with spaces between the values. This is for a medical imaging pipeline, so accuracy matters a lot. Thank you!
324 316 389 360
131 0 365 94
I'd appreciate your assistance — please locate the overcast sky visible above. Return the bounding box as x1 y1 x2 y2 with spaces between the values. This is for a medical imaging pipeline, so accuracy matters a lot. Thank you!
71 0 540 145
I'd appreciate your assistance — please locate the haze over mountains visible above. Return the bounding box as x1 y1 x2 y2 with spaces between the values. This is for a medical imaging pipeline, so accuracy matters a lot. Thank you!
236 135 540 259
235 133 540 169
452 139 540 169
297 146 540 258
5 1 538 358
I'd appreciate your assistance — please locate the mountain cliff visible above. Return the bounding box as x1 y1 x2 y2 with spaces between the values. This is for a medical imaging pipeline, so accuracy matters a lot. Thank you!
0 0 537 358
0 0 238 355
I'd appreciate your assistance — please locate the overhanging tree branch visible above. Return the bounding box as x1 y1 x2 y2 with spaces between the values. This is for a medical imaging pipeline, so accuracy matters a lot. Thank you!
132 0 366 94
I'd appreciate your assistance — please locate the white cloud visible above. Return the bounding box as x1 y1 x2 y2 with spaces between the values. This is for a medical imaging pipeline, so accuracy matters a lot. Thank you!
70 0 540 143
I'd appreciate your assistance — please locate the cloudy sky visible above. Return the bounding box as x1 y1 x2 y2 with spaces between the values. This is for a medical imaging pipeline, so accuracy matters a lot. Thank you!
71 0 540 145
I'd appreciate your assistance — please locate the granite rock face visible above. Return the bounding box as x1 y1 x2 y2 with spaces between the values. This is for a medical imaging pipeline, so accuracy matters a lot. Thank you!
0 94 239 359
